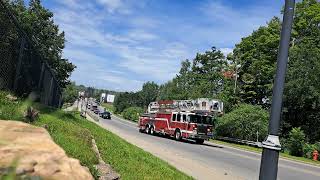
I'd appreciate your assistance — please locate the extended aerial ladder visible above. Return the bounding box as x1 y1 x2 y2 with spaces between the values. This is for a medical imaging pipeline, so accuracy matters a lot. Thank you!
147 98 223 115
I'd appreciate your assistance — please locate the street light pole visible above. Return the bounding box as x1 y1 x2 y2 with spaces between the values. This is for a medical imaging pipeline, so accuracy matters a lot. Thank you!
233 65 238 94
259 0 295 180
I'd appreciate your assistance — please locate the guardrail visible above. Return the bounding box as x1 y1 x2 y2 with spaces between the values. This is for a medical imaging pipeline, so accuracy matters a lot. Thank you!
216 136 262 148
85 110 100 122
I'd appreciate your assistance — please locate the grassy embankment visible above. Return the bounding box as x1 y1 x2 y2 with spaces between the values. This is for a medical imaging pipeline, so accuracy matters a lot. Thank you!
0 91 192 180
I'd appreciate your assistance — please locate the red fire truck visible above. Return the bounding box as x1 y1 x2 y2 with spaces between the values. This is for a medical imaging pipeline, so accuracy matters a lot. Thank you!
138 99 223 144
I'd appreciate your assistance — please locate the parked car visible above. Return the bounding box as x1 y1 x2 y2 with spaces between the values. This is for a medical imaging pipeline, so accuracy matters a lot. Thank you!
100 111 111 119
94 109 100 114
91 105 98 111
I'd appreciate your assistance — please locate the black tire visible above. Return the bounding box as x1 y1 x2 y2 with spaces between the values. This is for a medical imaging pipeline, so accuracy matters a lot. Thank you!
174 130 182 141
139 128 144 133
150 126 155 135
196 139 204 144
145 125 150 134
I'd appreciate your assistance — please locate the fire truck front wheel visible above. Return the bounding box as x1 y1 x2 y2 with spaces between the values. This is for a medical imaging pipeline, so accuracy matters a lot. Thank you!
174 129 182 141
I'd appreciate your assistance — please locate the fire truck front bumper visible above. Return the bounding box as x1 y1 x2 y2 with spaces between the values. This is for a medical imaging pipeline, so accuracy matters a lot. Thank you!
188 132 213 140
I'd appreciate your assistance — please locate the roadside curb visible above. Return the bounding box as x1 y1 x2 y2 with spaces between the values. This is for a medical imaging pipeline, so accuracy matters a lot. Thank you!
208 141 320 169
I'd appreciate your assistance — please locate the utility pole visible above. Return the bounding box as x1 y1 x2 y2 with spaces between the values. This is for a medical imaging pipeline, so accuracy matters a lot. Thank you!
233 65 238 94
259 0 295 180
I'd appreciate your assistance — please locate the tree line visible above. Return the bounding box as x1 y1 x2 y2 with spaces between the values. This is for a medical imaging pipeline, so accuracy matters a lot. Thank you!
62 82 119 104
1 0 75 88
113 0 320 157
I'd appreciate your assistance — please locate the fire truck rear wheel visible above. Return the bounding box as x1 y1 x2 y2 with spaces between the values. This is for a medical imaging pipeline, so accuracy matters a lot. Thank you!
196 139 204 144
145 125 150 134
174 130 182 141
150 126 155 135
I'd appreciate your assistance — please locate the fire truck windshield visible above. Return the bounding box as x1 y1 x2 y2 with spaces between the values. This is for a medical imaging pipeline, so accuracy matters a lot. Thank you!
189 115 213 125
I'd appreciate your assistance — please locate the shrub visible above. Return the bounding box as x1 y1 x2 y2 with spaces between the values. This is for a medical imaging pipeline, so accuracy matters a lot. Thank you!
303 143 316 159
216 104 269 141
287 127 305 156
315 142 320 152
23 106 39 123
303 142 320 160
121 107 144 122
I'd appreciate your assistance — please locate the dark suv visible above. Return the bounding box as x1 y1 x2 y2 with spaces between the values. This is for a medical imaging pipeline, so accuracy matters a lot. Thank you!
100 111 111 119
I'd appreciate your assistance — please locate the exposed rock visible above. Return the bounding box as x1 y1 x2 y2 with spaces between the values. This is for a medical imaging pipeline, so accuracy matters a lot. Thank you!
0 120 93 180
91 139 120 180
5 94 17 101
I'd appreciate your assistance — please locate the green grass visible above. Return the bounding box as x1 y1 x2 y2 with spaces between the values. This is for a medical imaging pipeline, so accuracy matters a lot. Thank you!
0 91 192 180
0 91 32 121
75 114 192 180
33 110 99 178
211 139 320 166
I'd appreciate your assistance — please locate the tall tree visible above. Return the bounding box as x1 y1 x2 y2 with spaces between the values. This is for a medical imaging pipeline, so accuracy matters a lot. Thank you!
10 0 75 87
176 59 192 99
190 47 226 98
233 17 281 105
140 81 159 107
282 0 320 142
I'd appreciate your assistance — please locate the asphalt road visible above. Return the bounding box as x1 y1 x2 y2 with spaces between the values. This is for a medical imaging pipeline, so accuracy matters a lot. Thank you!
80 102 320 180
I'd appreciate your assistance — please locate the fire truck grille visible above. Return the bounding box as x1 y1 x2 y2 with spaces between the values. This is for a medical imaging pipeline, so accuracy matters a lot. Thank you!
197 125 207 135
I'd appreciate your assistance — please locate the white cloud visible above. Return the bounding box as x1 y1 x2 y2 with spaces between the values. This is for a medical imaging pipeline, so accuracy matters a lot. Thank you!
195 1 280 46
127 30 158 41
66 48 143 91
219 48 233 56
50 0 280 91
97 0 123 13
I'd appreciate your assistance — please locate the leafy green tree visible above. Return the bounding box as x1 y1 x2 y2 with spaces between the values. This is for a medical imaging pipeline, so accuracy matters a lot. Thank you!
232 17 281 105
175 59 192 99
122 107 144 122
158 78 185 100
113 92 143 113
7 0 76 87
282 0 320 142
62 82 78 103
190 47 226 98
140 81 159 107
286 127 306 156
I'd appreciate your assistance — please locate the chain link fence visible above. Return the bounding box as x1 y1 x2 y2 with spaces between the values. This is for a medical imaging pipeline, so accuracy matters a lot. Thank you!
0 1 62 108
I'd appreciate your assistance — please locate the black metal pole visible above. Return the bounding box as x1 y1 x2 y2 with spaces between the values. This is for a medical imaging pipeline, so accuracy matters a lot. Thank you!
259 0 295 180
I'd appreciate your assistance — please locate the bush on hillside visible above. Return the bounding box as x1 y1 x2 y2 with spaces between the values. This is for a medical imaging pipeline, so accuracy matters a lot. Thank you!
122 107 144 122
287 127 305 156
23 106 39 123
216 104 269 141
303 143 316 159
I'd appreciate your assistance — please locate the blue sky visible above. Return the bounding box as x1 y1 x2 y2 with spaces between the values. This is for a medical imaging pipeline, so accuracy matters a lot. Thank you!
42 0 283 92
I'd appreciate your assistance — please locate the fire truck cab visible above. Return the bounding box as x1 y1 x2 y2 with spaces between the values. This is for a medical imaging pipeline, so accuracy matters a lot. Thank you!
138 99 222 144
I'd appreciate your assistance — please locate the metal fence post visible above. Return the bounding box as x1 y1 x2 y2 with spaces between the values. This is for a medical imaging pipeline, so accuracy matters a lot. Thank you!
47 77 54 106
13 37 26 92
38 62 45 89
58 93 63 108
